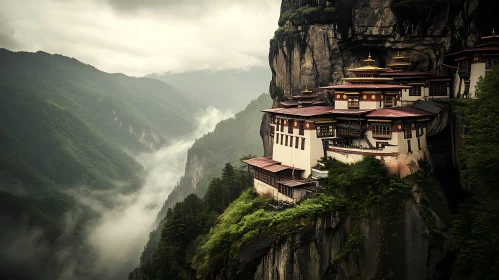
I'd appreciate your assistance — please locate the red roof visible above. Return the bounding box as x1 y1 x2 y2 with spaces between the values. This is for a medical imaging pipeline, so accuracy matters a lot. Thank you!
291 95 316 99
280 100 325 107
277 179 314 188
262 106 372 117
366 107 435 118
428 78 451 82
321 84 411 90
265 165 301 173
447 47 499 58
380 71 433 77
242 157 279 168
242 157 304 173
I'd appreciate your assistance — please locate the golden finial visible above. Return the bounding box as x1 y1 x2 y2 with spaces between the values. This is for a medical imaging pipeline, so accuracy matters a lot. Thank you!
301 86 312 94
482 28 497 39
394 51 405 60
364 53 375 65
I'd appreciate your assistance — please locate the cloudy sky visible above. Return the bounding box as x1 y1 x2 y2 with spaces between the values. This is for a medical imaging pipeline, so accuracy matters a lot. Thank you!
0 0 281 76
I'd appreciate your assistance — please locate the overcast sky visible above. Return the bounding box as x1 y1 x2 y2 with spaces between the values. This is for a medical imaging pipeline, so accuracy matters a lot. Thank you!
0 0 280 76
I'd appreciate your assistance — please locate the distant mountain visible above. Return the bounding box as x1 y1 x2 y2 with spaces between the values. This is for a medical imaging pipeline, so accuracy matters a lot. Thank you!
146 67 271 111
0 49 202 279
0 49 200 153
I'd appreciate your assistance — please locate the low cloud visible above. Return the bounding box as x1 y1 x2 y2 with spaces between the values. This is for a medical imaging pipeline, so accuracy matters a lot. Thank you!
75 107 233 279
1 0 280 76
0 11 19 49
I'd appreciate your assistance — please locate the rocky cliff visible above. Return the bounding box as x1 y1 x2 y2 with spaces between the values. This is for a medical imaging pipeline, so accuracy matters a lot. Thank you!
210 180 450 280
263 0 496 156
250 0 496 279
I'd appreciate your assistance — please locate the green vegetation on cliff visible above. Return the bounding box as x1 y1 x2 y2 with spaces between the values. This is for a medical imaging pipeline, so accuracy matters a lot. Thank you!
191 157 418 278
449 66 499 280
278 4 337 26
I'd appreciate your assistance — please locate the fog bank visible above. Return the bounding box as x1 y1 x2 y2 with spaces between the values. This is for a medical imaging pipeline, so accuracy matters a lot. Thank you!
85 106 233 278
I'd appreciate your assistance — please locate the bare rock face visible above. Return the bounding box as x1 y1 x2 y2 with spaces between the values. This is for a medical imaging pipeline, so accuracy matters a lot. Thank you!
248 190 447 280
269 0 482 100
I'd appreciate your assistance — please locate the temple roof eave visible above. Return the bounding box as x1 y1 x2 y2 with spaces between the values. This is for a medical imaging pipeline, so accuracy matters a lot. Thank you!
321 84 412 90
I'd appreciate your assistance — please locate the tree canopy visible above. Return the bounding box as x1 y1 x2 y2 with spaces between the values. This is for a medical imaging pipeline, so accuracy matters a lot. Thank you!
449 66 499 280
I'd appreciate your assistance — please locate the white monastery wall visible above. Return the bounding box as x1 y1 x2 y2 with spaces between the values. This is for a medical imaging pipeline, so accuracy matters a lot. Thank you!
470 62 486 98
254 178 294 203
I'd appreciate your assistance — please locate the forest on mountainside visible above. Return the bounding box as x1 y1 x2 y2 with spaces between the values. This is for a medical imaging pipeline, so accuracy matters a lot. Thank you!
0 49 199 153
0 49 202 280
129 161 255 280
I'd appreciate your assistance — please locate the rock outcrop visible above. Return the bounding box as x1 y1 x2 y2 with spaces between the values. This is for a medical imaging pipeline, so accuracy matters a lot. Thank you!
263 0 495 155
229 184 449 280
250 0 494 278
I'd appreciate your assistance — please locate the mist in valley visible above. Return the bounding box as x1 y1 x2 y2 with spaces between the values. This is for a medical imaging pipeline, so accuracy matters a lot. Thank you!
85 107 234 278
0 107 233 280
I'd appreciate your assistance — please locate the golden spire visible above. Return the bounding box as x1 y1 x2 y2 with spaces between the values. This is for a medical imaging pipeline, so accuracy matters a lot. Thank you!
301 86 313 94
482 28 498 39
364 53 375 66
388 50 411 69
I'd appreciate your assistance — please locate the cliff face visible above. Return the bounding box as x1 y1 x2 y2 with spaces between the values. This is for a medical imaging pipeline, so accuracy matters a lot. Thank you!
263 0 491 156
231 183 449 280
251 0 493 278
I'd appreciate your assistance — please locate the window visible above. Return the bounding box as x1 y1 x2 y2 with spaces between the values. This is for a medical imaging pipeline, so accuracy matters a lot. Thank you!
290 136 293 147
336 122 362 137
301 138 305 150
486 57 499 69
347 96 359 109
407 139 412 153
298 121 305 136
416 124 424 137
458 60 471 74
280 119 284 132
276 120 280 132
404 124 412 139
295 136 299 149
409 86 421 96
384 95 396 107
280 134 283 144
288 119 293 134
417 138 421 150
285 135 288 146
316 124 335 138
429 82 447 96
275 133 279 144
372 123 392 138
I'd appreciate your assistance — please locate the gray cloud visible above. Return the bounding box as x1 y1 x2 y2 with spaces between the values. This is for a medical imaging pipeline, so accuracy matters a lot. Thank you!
0 0 280 76
0 12 19 49
105 0 276 14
